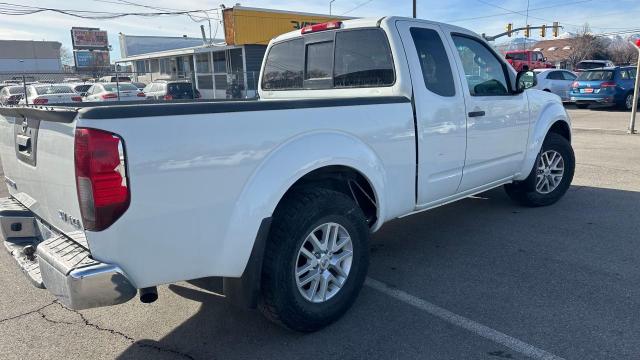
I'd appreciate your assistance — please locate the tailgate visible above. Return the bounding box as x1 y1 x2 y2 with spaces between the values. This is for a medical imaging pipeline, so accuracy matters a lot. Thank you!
0 106 83 235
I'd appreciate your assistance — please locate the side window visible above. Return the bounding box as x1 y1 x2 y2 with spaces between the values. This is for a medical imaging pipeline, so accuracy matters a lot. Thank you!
536 52 544 61
547 71 563 80
262 39 304 90
562 71 576 81
409 27 455 97
333 29 394 88
452 35 509 96
630 69 637 80
620 70 629 80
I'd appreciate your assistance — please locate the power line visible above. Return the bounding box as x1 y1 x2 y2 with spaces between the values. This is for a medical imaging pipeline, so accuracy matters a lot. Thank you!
0 2 219 19
341 0 375 15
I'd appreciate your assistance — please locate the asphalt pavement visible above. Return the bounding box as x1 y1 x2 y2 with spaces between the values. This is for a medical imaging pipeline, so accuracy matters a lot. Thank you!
0 106 639 360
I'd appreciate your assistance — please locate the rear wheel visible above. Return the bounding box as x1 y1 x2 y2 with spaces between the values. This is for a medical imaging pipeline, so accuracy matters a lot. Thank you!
259 188 369 332
504 132 575 207
622 93 634 111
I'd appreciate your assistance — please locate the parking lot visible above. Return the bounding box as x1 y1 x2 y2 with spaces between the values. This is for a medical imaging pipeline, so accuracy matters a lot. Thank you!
0 106 638 360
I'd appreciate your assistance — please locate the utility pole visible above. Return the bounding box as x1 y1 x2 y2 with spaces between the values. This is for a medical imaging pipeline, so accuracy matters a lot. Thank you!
413 0 416 18
329 0 335 15
629 38 640 134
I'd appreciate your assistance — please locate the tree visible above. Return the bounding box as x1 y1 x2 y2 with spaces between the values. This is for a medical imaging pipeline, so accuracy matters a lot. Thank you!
607 36 638 65
566 24 608 68
60 46 73 66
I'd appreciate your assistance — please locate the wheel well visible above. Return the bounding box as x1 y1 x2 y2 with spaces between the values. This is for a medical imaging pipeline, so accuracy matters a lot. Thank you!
280 166 378 227
543 89 551 92
548 121 571 142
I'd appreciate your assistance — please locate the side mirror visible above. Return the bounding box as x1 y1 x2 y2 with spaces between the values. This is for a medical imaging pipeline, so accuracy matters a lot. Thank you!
543 57 548 62
515 70 537 93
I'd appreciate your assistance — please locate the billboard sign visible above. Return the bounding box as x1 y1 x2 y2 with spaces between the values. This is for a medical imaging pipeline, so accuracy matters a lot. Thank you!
71 27 109 49
74 50 110 68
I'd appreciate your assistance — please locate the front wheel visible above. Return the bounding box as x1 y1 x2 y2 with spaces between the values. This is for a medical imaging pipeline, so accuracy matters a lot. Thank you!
259 188 369 332
505 132 575 207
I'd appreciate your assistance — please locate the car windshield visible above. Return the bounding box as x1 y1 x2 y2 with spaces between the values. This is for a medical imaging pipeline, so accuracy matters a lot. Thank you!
102 83 138 92
577 62 606 70
34 85 74 95
167 83 194 94
8 87 25 94
577 70 614 81
74 85 92 93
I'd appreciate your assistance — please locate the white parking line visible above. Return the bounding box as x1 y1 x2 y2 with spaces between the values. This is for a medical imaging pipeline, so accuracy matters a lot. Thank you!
365 277 566 360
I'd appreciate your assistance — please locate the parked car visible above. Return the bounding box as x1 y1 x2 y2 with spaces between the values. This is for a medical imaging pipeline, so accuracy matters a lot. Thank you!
570 66 637 110
533 69 577 102
573 60 614 72
83 82 145 102
18 84 82 105
0 86 25 105
98 76 132 83
505 50 554 71
143 80 201 100
0 17 574 332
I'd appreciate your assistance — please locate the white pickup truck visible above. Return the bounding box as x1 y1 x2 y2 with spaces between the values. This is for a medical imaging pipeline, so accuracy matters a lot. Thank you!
0 17 574 332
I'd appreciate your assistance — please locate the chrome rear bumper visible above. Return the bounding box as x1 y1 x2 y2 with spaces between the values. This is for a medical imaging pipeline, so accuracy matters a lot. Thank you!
1 197 136 310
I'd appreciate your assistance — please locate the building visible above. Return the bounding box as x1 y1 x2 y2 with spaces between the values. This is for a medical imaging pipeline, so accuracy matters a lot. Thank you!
119 34 205 58
0 40 62 72
116 6 349 99
532 38 575 69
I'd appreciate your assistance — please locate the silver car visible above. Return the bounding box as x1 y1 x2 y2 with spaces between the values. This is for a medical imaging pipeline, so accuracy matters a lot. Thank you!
83 83 145 102
533 69 577 102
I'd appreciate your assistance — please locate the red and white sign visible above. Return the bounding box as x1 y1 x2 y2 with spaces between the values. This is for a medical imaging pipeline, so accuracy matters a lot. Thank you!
71 28 109 49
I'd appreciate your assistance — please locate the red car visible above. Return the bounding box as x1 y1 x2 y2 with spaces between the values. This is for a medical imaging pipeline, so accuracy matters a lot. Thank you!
504 50 554 71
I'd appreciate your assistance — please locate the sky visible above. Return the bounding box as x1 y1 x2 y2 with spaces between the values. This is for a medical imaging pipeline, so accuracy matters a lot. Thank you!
0 0 639 61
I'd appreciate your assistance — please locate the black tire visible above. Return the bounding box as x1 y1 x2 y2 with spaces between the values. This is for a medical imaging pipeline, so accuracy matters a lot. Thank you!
621 93 634 111
504 132 575 207
259 187 369 332
575 103 589 109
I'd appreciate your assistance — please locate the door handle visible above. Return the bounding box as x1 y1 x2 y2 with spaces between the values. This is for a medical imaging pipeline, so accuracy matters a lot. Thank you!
468 111 486 117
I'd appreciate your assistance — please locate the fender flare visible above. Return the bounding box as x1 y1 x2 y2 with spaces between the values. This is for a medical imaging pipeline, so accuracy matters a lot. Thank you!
515 100 571 180
221 130 388 305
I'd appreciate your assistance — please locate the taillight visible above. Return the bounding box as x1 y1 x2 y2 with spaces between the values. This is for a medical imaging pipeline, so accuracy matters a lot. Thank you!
33 98 48 104
72 96 82 102
74 128 129 231
571 81 579 88
601 81 616 88
163 94 173 100
301 21 342 34
101 93 118 99
137 92 145 97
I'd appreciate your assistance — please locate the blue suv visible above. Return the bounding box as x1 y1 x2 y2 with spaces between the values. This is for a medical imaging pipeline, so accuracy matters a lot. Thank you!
570 66 637 110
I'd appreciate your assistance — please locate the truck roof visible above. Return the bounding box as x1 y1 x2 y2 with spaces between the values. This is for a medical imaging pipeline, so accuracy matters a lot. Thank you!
270 16 479 44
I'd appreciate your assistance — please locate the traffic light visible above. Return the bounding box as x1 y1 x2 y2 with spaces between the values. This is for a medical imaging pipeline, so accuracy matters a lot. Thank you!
552 22 559 37
506 23 513 37
540 24 546 37
524 25 530 38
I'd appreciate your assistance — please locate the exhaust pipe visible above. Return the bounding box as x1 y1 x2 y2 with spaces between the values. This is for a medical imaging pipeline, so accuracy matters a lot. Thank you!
139 287 158 303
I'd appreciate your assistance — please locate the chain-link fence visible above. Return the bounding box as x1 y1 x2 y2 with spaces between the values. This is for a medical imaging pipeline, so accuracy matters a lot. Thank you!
0 70 260 106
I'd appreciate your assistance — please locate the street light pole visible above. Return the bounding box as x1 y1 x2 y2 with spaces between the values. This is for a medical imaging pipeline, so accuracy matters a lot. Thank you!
329 0 335 15
629 38 640 134
413 0 416 18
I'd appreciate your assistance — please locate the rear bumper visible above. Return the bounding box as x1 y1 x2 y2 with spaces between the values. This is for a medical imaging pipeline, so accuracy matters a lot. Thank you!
1 197 136 310
570 94 615 104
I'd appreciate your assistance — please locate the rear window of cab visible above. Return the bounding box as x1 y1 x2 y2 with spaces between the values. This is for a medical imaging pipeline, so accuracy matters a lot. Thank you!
262 28 395 90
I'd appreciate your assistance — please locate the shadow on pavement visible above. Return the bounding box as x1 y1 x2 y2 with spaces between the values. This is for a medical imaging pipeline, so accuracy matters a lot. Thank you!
116 185 640 360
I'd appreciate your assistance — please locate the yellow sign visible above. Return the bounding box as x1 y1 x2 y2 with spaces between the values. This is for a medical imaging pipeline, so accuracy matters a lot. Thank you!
223 6 349 45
